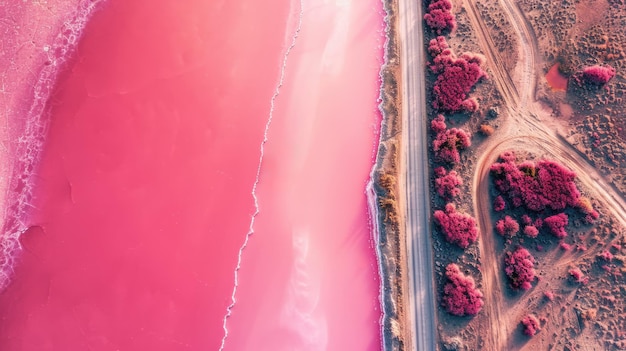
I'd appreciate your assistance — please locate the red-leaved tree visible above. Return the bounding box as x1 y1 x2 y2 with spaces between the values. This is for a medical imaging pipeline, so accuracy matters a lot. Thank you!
429 37 487 113
521 314 541 336
495 215 520 237
431 114 447 134
504 247 536 290
434 167 463 198
582 65 615 85
493 195 506 212
544 213 569 239
523 225 539 238
441 263 484 316
432 128 472 164
434 203 480 249
428 36 449 58
424 0 457 34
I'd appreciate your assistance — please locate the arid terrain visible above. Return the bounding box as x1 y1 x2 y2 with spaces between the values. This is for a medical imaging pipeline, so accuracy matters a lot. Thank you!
416 0 626 350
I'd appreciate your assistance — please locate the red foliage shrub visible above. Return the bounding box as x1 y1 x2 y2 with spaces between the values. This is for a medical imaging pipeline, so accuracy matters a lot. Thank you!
495 215 520 237
504 247 536 290
559 241 571 251
429 37 487 113
460 97 479 113
599 250 613 261
490 153 581 212
434 167 463 198
569 267 588 284
521 314 541 336
582 65 615 85
544 213 569 239
434 203 480 249
521 214 532 225
524 225 539 238
441 263 484 316
432 128 472 163
428 36 449 57
493 195 506 212
424 0 457 34
434 166 447 177
431 114 447 134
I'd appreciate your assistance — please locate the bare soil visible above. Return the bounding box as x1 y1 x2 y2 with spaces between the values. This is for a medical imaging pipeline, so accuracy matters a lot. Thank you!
431 0 626 350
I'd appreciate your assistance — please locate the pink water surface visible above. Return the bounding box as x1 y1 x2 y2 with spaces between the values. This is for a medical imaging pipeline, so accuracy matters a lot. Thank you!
0 0 384 349
546 63 568 92
222 0 384 350
0 0 291 349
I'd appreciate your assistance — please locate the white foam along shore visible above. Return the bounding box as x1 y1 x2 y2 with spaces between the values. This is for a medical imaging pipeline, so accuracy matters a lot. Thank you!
0 0 105 290
368 0 401 349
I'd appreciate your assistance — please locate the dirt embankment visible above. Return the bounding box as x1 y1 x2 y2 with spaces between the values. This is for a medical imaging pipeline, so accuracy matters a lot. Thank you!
371 0 409 350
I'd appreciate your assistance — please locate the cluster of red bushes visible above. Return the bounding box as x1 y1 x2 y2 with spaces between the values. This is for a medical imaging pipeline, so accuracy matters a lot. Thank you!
424 0 457 34
426 3 484 319
428 36 488 113
430 115 472 164
544 213 569 239
504 247 536 290
490 152 582 212
434 166 463 198
521 314 541 336
582 65 615 85
433 129 472 164
441 263 484 316
434 203 480 249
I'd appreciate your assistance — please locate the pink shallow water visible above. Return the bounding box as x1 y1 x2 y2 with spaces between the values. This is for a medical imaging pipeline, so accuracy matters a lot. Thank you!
223 0 384 350
0 0 384 349
0 0 291 349
546 63 568 92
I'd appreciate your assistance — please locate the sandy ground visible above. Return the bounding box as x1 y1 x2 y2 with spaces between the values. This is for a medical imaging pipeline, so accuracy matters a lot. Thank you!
372 0 411 349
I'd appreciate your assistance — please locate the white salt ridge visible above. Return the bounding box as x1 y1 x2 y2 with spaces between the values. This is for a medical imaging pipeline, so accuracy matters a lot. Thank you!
217 0 304 350
368 0 393 349
0 0 105 291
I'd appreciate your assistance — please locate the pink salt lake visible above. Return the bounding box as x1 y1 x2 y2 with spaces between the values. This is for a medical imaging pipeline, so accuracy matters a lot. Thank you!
0 0 384 350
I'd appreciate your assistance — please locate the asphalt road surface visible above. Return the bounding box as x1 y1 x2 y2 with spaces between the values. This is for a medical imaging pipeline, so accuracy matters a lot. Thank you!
398 0 438 350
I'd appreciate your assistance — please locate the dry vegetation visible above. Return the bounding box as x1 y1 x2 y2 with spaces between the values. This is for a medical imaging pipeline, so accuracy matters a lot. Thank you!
371 0 409 350
511 0 626 348
474 1 518 72
523 0 626 195
427 0 626 350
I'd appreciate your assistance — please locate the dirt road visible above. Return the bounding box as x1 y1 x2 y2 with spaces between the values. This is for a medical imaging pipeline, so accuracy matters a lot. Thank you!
469 0 626 349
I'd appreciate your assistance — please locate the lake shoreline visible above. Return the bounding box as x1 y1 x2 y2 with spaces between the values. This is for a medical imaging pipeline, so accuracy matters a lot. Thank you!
371 0 410 350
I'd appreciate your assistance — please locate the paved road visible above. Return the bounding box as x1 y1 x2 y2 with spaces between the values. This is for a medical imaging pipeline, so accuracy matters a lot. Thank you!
398 0 437 350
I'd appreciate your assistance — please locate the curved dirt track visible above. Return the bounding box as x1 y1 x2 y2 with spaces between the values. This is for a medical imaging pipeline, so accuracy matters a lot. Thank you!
468 0 626 349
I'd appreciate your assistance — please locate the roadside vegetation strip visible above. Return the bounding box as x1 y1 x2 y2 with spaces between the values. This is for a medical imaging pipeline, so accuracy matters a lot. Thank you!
370 0 411 350
421 0 492 349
